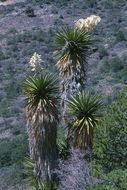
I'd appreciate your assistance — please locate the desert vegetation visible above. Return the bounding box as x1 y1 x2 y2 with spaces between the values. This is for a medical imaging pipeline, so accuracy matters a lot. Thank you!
0 0 127 189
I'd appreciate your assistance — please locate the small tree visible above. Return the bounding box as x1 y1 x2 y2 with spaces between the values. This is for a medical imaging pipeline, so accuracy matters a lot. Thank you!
93 87 127 173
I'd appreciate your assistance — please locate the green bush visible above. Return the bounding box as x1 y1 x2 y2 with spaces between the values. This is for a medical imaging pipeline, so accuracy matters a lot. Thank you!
0 134 28 167
87 183 117 190
85 0 97 8
110 56 124 72
93 87 127 174
99 56 124 75
107 169 127 189
11 126 21 135
33 0 70 7
98 47 109 59
99 56 110 73
25 6 36 17
0 49 5 60
113 69 127 83
116 31 126 42
87 169 127 190
3 78 23 100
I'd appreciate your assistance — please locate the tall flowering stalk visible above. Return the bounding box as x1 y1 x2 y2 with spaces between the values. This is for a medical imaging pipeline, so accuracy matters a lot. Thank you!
29 52 44 75
23 53 59 183
75 15 101 31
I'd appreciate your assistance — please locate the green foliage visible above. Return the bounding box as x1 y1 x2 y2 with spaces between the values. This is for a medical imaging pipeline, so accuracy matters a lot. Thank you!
4 79 22 99
11 126 21 136
23 157 38 188
33 0 71 7
87 183 117 190
67 92 103 148
99 56 125 77
22 74 59 121
99 56 110 73
25 6 36 17
98 47 109 59
0 49 5 60
113 69 127 83
56 27 92 66
57 127 69 159
23 157 54 190
54 19 64 27
23 73 60 182
110 56 124 72
93 87 127 173
8 28 17 34
0 134 28 167
91 160 105 178
116 31 126 42
85 0 97 8
107 169 127 189
87 169 127 190
0 164 25 187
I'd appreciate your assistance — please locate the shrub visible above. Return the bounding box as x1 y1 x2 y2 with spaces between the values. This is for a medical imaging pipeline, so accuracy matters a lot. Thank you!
120 69 127 83
0 164 24 188
99 56 110 73
87 183 117 190
87 169 127 190
33 0 70 7
93 87 127 174
8 28 17 34
25 6 36 17
116 68 127 83
4 79 22 99
54 19 63 27
0 134 28 167
110 56 124 72
113 69 127 83
98 47 109 59
0 49 5 60
11 126 21 135
116 31 126 42
51 8 58 14
56 149 94 190
85 0 97 8
107 169 127 189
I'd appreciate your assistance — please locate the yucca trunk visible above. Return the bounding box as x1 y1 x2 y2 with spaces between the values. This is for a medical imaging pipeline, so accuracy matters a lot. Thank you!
27 117 58 182
56 28 92 121
60 61 87 119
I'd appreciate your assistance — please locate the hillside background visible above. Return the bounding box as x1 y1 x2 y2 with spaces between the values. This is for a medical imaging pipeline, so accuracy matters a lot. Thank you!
0 0 127 189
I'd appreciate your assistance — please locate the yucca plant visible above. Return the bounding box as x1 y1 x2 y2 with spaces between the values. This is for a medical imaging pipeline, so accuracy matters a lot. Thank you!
23 157 38 188
67 92 103 149
55 27 92 116
23 157 53 190
57 127 69 160
22 74 59 182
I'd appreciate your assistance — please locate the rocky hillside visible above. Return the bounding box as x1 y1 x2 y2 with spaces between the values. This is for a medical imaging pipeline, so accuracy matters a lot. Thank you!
0 0 127 188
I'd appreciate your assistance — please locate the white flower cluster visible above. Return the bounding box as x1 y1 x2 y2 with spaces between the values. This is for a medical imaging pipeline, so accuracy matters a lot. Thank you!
75 15 101 31
29 52 43 72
